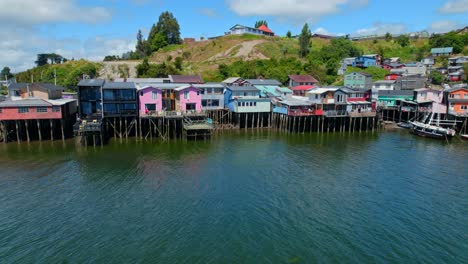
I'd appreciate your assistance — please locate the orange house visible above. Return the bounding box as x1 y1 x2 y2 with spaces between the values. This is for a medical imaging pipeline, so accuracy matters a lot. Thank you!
447 87 468 116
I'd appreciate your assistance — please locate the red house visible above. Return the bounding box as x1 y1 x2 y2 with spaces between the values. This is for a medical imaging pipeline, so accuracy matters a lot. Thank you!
257 24 274 36
0 98 77 121
385 73 402 80
449 72 463 82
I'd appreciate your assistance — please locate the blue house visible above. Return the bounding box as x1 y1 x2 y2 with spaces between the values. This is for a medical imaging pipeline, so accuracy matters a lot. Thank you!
224 86 271 113
352 56 377 68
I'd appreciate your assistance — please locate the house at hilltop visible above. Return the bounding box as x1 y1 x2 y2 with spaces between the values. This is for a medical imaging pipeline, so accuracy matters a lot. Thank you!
431 47 453 57
226 24 274 37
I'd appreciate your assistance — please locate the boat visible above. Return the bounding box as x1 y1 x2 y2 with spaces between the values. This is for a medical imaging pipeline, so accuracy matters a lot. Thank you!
397 122 413 129
409 112 457 140
461 134 468 140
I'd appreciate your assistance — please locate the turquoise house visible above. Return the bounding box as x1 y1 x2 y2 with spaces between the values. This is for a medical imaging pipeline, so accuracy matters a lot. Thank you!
344 72 372 89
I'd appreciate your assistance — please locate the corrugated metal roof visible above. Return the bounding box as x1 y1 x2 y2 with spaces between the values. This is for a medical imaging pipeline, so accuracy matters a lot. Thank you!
291 85 315 91
46 98 77 106
222 77 243 84
193 83 225 88
246 79 281 86
431 47 453 53
378 90 414 96
373 80 396 84
277 87 293 93
103 82 136 89
34 83 65 91
78 79 105 87
8 83 29 90
226 86 259 92
306 88 339 94
0 98 52 107
169 75 204 84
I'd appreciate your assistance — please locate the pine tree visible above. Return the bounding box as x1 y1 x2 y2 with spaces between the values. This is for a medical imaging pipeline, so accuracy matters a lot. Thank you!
286 30 292 38
155 11 182 45
136 30 146 57
298 23 311 58
255 20 268 28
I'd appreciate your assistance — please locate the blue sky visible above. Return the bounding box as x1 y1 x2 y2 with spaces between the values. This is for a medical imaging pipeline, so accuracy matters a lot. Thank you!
1 0 467 72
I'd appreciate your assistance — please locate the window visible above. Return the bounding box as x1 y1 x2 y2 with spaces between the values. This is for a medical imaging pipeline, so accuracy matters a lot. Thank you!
52 106 61 112
461 105 467 110
202 100 208 107
211 100 219 107
151 91 158 100
197 91 200 96
315 95 319 99
18 107 29 113
244 92 247 96
254 102 257 106
14 90 21 96
238 102 241 106
184 91 189 99
140 91 143 97
36 107 47 113
0 108 2 113
250 102 253 107
145 104 156 111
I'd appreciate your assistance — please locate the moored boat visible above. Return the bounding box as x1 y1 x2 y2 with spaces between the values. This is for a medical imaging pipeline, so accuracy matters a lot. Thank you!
408 112 457 140
461 134 468 140
397 122 413 129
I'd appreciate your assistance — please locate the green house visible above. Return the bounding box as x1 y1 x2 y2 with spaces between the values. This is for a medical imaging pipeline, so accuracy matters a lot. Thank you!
344 72 372 89
377 90 414 108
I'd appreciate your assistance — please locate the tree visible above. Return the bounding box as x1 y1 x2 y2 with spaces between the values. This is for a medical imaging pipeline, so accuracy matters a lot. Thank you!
174 57 183 70
150 32 168 52
298 23 311 58
154 11 182 45
385 32 392 42
430 71 443 85
136 58 151 76
286 30 292 38
35 54 49 66
396 35 410 47
136 30 146 57
255 20 268 28
1 67 13 79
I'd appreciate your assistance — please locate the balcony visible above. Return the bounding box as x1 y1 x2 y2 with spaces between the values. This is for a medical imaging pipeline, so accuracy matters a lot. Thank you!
142 110 207 118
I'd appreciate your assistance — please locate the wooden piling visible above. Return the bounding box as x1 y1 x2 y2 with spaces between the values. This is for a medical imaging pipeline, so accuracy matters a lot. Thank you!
25 120 30 142
37 120 42 141
15 121 20 143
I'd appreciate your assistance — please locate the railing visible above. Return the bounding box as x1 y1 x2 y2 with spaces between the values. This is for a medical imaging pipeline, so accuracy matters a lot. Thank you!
324 110 347 117
288 109 318 116
74 120 102 132
348 110 376 117
143 110 207 117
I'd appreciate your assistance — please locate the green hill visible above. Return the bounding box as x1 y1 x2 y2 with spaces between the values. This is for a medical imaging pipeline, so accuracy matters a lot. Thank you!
13 32 468 86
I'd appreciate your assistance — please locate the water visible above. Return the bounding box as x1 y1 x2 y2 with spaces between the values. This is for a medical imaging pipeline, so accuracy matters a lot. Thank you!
0 131 466 263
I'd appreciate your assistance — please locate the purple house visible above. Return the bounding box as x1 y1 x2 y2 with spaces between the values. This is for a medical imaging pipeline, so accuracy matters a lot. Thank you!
174 85 202 112
138 86 163 115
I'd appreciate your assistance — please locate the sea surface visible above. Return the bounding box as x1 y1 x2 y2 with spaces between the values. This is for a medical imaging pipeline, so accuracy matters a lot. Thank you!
0 130 466 263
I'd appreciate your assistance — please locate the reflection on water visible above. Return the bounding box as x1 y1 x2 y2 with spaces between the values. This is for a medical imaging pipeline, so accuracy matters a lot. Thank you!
0 131 466 263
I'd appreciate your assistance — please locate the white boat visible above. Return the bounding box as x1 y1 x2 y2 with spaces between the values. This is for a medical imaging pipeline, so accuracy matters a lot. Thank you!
409 112 457 140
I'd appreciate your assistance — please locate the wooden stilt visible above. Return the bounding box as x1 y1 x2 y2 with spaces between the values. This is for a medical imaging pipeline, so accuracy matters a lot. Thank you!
61 119 65 141
25 120 30 142
15 121 20 143
50 119 54 141
37 120 42 141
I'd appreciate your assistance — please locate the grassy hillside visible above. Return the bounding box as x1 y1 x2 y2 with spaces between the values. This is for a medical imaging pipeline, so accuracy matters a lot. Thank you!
13 33 467 86
15 60 102 89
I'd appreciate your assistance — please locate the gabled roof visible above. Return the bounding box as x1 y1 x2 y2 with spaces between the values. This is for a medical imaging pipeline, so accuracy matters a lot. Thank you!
103 82 136 89
288 75 318 83
33 83 65 91
257 24 273 33
222 77 244 84
431 47 453 53
78 79 105 87
8 83 29 90
114 78 170 83
169 75 204 84
445 87 468 93
226 86 259 92
246 79 281 86
174 85 197 91
193 83 225 88
0 98 52 107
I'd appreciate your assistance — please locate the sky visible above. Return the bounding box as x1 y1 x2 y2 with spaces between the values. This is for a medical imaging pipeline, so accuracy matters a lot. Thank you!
1 0 467 72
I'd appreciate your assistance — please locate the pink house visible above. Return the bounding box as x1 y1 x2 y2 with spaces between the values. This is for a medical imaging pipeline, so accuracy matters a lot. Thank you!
414 88 447 114
174 85 202 112
138 86 163 115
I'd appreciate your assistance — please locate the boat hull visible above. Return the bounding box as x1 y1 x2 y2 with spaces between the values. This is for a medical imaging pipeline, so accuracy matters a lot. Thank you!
411 129 453 139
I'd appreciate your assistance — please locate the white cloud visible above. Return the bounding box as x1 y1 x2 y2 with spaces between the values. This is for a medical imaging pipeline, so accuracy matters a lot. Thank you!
227 0 368 23
0 27 135 72
429 20 459 33
353 23 407 36
0 0 111 25
439 0 468 13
